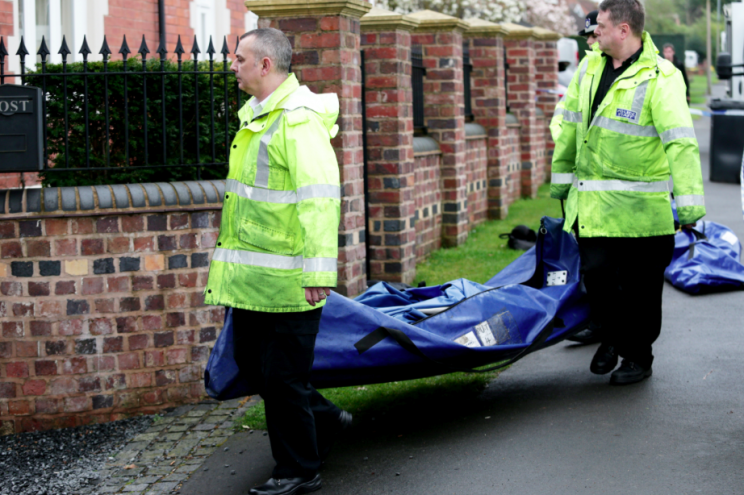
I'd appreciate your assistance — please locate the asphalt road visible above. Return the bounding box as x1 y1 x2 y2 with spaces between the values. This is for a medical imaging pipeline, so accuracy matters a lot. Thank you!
181 99 744 495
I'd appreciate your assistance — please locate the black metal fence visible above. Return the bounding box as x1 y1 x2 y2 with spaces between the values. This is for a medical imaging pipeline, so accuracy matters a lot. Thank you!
411 44 426 132
462 42 473 121
0 34 242 187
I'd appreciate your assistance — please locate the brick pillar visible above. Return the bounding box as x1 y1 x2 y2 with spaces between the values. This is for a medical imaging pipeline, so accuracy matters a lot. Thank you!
533 28 561 184
360 8 418 284
246 0 371 298
503 23 540 199
409 10 468 248
464 19 510 219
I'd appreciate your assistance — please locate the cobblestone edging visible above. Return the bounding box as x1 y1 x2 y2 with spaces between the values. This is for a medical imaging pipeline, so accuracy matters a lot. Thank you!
83 397 258 495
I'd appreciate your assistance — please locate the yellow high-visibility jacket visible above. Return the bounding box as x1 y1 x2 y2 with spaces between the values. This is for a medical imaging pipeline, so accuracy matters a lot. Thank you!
204 74 341 312
551 32 705 237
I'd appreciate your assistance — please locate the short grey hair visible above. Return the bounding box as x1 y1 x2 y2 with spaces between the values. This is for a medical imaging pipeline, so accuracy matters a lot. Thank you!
662 43 675 51
599 0 645 37
240 28 292 74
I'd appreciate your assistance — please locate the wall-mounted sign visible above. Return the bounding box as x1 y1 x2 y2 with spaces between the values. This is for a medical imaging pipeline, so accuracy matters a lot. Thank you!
0 84 43 172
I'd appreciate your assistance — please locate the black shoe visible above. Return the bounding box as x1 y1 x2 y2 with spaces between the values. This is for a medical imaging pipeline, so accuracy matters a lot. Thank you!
319 410 352 461
590 344 618 375
610 360 652 385
567 327 602 345
249 474 322 495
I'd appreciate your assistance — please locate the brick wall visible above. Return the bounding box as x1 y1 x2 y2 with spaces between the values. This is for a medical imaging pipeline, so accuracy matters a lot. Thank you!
360 10 417 284
0 182 224 435
466 134 488 227
253 0 371 297
410 11 469 248
534 36 560 181
465 20 510 220
413 151 442 261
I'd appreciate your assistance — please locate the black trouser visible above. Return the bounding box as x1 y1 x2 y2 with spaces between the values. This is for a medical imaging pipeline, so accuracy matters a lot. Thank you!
577 235 675 369
233 307 341 479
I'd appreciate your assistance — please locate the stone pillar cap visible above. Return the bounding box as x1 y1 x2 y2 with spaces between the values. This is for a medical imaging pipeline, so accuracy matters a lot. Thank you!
531 26 563 40
361 7 420 31
407 9 470 32
465 18 508 36
244 0 371 19
500 22 534 39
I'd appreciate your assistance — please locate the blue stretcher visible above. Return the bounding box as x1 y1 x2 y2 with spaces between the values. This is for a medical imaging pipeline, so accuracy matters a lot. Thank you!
205 217 591 400
665 221 744 294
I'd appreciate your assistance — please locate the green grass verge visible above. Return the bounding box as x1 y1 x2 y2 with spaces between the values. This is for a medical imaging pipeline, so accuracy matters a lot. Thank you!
414 183 560 286
689 72 719 105
239 183 560 430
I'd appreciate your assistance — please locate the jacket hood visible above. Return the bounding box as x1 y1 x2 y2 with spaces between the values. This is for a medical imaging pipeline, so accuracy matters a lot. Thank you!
238 74 340 137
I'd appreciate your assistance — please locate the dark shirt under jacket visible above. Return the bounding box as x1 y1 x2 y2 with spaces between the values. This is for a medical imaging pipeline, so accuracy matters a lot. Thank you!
672 55 690 101
590 44 644 122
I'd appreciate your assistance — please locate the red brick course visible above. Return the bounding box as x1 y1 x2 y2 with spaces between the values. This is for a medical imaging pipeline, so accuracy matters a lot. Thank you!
0 210 221 434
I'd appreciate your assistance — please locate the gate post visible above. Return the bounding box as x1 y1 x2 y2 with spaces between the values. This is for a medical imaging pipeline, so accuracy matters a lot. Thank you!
360 8 418 284
464 19 511 219
502 23 541 199
245 0 372 297
408 10 469 248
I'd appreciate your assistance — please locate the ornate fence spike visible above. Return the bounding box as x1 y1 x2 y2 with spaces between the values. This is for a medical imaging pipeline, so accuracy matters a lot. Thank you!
58 35 71 60
16 35 29 58
174 35 185 60
79 35 92 61
138 35 150 59
37 36 50 61
0 37 7 58
99 35 112 59
156 37 167 59
220 36 230 57
119 35 131 59
190 35 201 57
207 36 216 59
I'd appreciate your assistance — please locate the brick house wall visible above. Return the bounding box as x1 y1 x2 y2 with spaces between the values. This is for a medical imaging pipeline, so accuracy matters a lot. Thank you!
0 183 224 435
0 0 12 38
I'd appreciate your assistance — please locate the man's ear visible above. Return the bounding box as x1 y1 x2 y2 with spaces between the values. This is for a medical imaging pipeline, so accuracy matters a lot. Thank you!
261 57 272 77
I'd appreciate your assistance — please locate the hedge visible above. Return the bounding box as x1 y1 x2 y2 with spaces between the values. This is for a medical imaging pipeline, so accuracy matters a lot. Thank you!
27 58 242 187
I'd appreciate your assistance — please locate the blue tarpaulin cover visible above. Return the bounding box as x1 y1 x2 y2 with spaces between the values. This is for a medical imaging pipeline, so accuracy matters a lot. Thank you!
205 217 590 400
665 221 744 294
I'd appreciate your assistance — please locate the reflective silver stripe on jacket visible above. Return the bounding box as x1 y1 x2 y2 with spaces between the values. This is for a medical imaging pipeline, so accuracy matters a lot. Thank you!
226 179 297 204
594 116 659 137
572 177 669 193
562 109 582 123
552 173 575 184
303 257 337 272
255 111 286 188
660 127 696 144
553 107 564 118
628 79 649 124
675 194 705 207
213 247 303 270
297 184 341 202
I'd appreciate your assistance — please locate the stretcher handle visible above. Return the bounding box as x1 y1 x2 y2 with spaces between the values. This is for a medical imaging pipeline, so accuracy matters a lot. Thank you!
353 317 562 374
686 227 708 260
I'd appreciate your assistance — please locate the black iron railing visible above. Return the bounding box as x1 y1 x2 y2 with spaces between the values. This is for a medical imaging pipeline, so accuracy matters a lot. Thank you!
411 44 426 132
0 34 242 187
463 42 473 121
